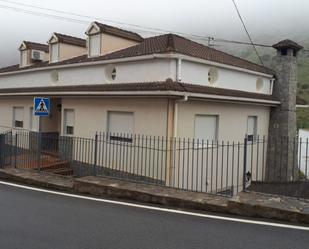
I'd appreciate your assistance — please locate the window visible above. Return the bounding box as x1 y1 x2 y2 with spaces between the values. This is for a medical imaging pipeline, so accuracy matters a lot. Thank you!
208 67 219 85
194 115 219 144
105 65 117 82
50 43 59 63
63 109 75 135
20 50 27 67
256 78 264 92
107 111 134 142
13 107 24 128
281 48 288 56
89 34 100 57
247 116 257 142
29 107 39 131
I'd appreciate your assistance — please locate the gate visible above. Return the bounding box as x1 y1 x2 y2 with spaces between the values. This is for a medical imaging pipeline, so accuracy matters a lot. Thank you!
0 131 71 171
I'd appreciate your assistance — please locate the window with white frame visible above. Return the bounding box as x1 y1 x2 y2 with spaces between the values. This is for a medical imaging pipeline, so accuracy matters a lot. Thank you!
29 107 39 131
89 34 100 57
13 107 24 128
50 43 59 63
107 111 134 142
247 116 258 142
20 50 28 67
63 109 75 135
194 115 219 145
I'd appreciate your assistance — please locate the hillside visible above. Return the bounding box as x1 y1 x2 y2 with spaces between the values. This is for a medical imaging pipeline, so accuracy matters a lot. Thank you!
224 42 309 129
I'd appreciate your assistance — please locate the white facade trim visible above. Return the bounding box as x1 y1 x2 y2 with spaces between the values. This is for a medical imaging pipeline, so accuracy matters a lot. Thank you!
0 90 280 105
0 53 274 78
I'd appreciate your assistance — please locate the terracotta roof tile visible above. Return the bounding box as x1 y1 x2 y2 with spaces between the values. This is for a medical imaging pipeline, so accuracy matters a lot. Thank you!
93 22 144 42
53 33 86 47
0 34 274 75
273 39 303 51
22 41 49 53
0 80 278 103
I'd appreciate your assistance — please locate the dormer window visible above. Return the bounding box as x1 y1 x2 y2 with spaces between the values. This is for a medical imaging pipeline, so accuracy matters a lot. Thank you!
89 34 100 57
85 22 143 58
18 41 49 68
50 43 59 63
20 50 28 67
48 33 86 63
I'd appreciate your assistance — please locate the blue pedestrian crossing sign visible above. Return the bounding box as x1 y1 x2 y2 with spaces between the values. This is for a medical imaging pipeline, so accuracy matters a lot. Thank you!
34 97 50 116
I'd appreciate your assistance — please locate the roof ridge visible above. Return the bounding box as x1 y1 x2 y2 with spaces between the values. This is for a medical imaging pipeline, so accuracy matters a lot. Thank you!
171 34 273 73
93 21 143 41
53 32 86 41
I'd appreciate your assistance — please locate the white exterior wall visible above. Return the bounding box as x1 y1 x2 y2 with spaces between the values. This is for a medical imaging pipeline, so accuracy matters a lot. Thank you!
181 60 272 94
177 100 270 141
0 98 34 133
61 97 169 138
0 59 175 88
0 55 273 95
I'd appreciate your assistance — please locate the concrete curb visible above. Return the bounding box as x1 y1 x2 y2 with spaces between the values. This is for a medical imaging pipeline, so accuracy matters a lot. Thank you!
0 168 73 192
0 169 308 225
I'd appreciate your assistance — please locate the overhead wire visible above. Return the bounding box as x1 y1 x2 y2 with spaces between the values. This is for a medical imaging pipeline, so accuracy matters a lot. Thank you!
0 0 308 53
231 0 264 65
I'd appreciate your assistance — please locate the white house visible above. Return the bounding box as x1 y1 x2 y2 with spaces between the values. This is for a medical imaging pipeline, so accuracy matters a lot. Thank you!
0 21 278 142
0 22 288 194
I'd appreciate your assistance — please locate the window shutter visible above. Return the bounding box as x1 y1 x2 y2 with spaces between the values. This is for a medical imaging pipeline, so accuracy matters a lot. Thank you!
108 111 134 135
89 34 100 57
194 115 218 142
51 44 59 63
14 107 23 121
65 110 74 127
21 50 27 66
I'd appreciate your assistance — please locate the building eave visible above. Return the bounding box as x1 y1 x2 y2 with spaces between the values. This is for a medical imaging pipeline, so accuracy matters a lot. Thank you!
0 53 274 78
0 90 280 106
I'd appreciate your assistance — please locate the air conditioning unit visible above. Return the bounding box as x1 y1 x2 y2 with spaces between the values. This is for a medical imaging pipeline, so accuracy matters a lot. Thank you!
31 50 45 61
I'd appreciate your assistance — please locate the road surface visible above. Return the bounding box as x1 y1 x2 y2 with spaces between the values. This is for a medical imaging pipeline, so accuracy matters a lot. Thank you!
0 182 308 249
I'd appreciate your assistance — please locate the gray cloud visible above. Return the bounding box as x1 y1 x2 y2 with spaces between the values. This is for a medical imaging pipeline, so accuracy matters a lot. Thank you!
0 0 308 66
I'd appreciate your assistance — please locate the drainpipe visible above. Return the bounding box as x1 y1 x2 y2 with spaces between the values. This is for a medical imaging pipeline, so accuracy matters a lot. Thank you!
173 94 188 138
176 58 182 82
173 57 186 138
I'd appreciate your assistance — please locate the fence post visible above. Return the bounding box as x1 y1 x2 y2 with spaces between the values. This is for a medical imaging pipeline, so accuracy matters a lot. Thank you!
0 134 3 169
37 132 41 172
14 133 18 169
242 136 248 192
93 132 98 176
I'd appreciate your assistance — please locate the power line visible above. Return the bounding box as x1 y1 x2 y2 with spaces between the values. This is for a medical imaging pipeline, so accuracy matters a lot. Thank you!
0 0 215 39
0 0 308 53
231 0 264 65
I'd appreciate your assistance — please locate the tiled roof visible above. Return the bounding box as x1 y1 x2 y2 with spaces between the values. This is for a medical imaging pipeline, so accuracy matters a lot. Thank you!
53 33 86 47
22 41 49 52
0 34 274 75
273 39 303 51
93 22 144 42
0 80 279 103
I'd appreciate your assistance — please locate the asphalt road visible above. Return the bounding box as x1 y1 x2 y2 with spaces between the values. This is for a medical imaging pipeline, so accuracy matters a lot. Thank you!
0 183 308 249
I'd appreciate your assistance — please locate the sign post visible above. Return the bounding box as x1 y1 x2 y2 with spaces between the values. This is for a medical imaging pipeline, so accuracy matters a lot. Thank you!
33 97 50 171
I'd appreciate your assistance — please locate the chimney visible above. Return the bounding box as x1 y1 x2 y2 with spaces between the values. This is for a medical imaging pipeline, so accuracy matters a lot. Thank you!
266 39 303 181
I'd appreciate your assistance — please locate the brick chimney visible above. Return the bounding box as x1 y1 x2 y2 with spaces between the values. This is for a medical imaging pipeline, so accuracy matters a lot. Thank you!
266 39 303 181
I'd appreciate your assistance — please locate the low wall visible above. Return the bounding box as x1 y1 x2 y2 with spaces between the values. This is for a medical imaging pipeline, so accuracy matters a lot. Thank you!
249 181 309 199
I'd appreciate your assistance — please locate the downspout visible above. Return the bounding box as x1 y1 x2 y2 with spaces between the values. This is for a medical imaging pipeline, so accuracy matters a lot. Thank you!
173 57 187 138
173 95 188 138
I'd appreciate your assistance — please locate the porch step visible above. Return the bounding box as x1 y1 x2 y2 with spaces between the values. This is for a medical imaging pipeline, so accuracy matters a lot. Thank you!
42 161 70 170
43 167 73 176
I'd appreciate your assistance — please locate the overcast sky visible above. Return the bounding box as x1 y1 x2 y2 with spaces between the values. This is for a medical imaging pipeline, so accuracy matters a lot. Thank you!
0 0 308 66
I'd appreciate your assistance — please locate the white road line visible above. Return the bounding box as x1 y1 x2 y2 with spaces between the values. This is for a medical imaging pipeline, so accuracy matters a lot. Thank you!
0 180 308 231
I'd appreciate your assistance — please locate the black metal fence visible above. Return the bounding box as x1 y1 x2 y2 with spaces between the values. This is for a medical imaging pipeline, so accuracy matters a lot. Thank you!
1 130 309 197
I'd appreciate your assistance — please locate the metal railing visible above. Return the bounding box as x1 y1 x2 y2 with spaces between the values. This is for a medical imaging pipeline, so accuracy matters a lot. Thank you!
1 130 308 197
